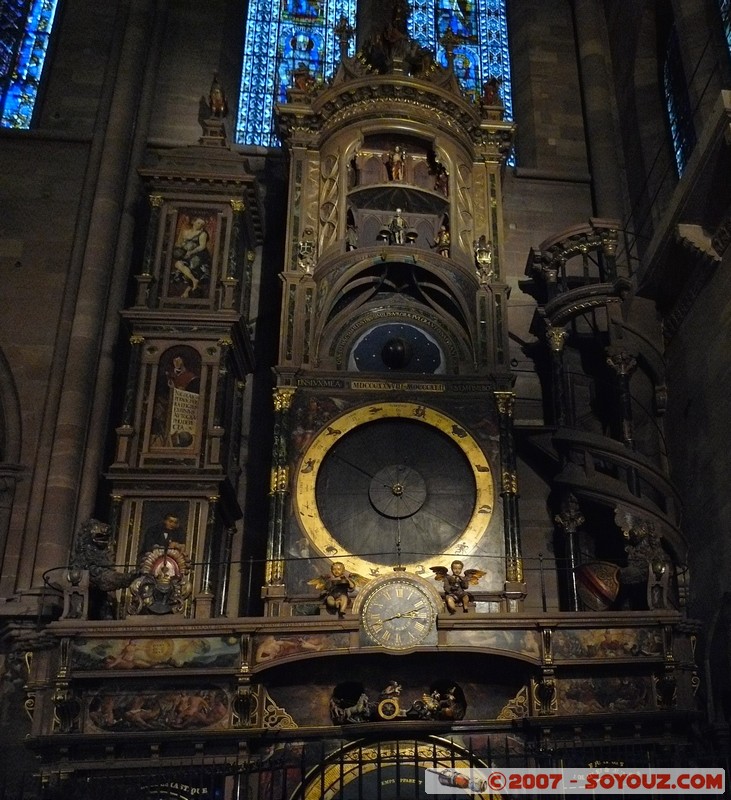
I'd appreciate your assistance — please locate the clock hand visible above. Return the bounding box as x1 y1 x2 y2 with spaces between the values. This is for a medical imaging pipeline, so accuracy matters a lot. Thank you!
330 452 377 480
382 609 426 622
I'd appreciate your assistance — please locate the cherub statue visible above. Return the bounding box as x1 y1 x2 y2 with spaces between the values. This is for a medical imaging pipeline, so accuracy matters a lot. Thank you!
309 562 363 617
430 560 485 613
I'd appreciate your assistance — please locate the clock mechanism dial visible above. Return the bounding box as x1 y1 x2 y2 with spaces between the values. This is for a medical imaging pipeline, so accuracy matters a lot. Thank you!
295 402 494 576
360 575 438 650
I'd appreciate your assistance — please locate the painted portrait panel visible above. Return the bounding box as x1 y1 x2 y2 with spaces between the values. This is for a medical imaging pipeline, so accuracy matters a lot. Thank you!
166 209 217 300
150 345 202 452
138 499 190 558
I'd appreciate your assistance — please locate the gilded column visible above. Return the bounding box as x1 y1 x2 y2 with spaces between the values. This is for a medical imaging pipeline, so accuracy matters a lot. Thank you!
265 387 296 588
495 391 525 606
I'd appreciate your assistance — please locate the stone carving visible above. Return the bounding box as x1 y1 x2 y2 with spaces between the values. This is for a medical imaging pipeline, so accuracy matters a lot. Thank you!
127 544 192 615
70 519 136 619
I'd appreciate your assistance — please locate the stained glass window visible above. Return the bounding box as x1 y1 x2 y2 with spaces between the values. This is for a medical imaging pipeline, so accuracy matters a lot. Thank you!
236 0 357 146
0 0 59 128
237 0 512 147
663 26 696 176
411 0 512 117
720 0 731 54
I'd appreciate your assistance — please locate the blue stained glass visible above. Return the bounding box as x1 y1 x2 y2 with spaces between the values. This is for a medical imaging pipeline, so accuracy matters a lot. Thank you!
237 0 512 147
663 26 695 176
1 0 60 128
237 0 357 146
408 0 513 116
721 0 731 53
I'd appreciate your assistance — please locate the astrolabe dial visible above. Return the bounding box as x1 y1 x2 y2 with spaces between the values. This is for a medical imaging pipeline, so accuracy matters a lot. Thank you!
294 402 494 577
368 464 427 518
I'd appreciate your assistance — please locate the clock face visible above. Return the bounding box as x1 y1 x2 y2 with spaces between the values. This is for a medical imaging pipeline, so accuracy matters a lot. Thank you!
294 402 494 577
361 576 438 650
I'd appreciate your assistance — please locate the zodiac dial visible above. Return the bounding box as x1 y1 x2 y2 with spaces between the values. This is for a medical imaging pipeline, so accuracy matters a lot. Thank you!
294 402 495 577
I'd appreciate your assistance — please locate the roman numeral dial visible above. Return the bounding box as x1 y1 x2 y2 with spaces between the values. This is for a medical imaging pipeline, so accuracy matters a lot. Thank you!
360 575 438 650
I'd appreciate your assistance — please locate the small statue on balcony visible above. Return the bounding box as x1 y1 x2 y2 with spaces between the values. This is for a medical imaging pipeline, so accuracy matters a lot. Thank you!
208 73 228 118
386 145 406 181
70 519 137 619
430 560 485 613
482 76 502 106
309 561 363 617
431 225 450 257
389 208 408 244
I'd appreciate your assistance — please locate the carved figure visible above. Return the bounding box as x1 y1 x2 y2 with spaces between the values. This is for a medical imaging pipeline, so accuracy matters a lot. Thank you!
482 76 502 106
128 543 191 615
329 692 371 724
308 562 362 617
208 73 228 117
292 63 316 92
346 222 359 251
406 686 465 720
387 145 406 181
432 225 450 257
297 227 317 273
427 149 449 196
389 208 408 244
430 561 485 613
474 235 494 283
70 519 137 618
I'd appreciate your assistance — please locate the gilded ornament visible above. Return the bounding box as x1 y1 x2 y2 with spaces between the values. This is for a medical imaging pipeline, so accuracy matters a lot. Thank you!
273 387 295 412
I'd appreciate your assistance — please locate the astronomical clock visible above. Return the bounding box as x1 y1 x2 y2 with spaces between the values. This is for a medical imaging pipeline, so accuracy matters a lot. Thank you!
266 11 522 620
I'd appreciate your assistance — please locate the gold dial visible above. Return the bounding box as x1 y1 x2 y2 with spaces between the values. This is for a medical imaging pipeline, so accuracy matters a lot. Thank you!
294 402 494 577
361 576 438 650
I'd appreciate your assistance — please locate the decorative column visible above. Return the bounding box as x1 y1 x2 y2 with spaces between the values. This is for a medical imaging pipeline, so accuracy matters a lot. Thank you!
134 194 163 307
216 524 237 617
264 387 295 613
545 324 568 427
195 495 219 618
571 0 624 220
495 391 525 610
112 334 144 466
108 494 123 549
554 492 585 611
208 337 231 466
222 199 245 309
